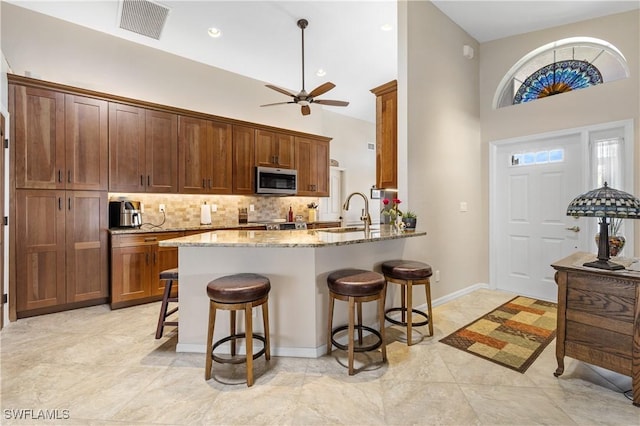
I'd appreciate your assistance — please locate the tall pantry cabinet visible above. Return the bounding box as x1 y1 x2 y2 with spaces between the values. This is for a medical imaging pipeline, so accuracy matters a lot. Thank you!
9 81 109 318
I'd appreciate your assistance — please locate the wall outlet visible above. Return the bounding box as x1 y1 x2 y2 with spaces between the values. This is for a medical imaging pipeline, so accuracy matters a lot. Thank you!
159 204 166 213
249 204 255 212
211 204 217 212
435 270 441 282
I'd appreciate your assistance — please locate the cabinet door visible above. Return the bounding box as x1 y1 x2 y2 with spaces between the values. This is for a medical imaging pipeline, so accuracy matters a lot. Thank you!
65 191 108 302
178 116 211 194
255 130 295 169
296 137 313 195
13 85 65 189
313 140 330 196
111 245 152 305
232 125 255 194
65 95 108 191
108 103 146 192
15 190 66 312
209 121 233 194
146 110 178 193
376 87 397 189
295 137 330 196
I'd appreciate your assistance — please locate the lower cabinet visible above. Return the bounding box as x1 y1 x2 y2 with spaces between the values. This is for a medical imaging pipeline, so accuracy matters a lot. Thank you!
15 189 108 317
110 231 182 309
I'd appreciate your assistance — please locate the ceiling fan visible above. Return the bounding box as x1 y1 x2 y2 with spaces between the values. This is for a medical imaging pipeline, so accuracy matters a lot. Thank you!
261 19 349 116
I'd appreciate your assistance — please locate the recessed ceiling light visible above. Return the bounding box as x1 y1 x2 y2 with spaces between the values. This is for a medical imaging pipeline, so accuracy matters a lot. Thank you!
380 23 393 32
316 68 327 77
208 27 222 38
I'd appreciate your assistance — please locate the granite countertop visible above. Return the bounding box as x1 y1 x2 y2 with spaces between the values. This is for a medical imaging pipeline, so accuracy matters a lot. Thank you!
108 222 268 235
159 225 426 248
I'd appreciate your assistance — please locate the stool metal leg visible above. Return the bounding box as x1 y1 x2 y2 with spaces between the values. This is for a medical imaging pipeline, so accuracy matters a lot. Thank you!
245 302 254 386
155 279 172 339
425 280 433 336
406 280 414 345
230 310 237 356
205 301 217 380
262 298 271 360
348 295 356 375
400 285 406 324
327 293 335 355
357 301 363 344
378 287 387 362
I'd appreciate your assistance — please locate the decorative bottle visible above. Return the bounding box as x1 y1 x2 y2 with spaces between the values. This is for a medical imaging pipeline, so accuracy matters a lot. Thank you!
288 206 294 222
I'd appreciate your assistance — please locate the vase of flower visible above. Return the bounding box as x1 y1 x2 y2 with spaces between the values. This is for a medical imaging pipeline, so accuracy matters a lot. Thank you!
594 218 625 256
381 197 402 226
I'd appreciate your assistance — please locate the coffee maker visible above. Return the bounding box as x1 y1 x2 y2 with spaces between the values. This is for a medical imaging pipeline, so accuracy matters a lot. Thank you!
109 200 142 228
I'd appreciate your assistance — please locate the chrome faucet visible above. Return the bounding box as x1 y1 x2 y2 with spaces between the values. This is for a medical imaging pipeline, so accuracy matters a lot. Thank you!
343 192 371 234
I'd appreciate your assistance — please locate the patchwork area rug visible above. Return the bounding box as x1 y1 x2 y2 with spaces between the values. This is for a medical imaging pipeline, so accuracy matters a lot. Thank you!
439 296 557 373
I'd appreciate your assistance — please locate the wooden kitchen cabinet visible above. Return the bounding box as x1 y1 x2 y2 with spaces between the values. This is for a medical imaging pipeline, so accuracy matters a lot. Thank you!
15 189 108 317
306 221 341 229
371 80 397 189
178 116 233 194
232 125 255 195
110 231 182 309
109 103 178 193
255 129 295 169
12 85 108 191
295 137 330 196
551 252 640 406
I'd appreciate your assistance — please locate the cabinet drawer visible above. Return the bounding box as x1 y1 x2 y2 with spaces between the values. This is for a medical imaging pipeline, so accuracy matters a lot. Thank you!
111 232 184 248
567 272 635 323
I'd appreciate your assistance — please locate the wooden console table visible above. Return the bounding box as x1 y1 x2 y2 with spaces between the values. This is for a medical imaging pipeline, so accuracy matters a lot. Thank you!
551 252 640 407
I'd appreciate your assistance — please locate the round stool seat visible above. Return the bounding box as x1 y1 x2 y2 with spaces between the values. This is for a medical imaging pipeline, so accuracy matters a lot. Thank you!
159 268 179 280
207 273 270 304
382 260 432 280
327 269 385 297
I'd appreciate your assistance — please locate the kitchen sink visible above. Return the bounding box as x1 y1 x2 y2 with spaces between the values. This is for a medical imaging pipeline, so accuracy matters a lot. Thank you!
319 226 379 234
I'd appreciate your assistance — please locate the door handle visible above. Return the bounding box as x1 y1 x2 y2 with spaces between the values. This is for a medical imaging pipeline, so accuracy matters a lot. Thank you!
565 226 580 232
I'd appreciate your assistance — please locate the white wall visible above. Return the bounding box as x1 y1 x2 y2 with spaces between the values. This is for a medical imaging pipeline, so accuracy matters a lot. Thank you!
401 1 484 299
322 110 376 224
480 10 640 255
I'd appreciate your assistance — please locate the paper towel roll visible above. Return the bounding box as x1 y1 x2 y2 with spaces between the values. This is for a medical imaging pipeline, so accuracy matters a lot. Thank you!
200 202 212 225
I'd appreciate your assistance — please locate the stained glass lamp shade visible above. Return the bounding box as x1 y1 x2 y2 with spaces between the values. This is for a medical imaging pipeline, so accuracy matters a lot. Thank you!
566 182 640 270
514 60 602 104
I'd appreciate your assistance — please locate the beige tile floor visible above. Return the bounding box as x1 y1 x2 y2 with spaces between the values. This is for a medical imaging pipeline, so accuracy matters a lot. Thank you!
1 288 638 425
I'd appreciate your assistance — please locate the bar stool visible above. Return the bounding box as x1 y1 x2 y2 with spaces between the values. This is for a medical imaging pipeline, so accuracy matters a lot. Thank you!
382 260 433 345
327 268 387 375
155 268 179 339
205 273 271 387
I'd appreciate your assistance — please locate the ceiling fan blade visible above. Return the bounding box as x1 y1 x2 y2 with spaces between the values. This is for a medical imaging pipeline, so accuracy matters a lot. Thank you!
265 84 297 98
308 82 336 98
260 101 296 107
313 99 349 107
301 105 311 116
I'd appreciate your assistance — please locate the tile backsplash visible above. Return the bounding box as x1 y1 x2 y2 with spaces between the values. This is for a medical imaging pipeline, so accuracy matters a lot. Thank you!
109 193 321 228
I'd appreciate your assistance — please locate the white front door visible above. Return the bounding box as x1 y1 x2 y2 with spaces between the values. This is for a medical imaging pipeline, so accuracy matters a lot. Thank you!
494 134 586 301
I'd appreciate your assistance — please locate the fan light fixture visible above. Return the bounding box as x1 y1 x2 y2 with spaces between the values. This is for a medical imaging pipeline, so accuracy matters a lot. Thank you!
260 18 349 116
566 182 640 270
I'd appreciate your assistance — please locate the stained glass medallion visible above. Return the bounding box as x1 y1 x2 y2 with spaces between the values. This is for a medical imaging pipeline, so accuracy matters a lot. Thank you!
513 60 603 104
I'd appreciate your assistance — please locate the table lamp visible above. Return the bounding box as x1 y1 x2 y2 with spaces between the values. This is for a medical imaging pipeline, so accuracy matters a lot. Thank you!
566 182 640 270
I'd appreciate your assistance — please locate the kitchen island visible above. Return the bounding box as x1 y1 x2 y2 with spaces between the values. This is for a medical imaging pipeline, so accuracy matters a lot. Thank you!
160 226 426 357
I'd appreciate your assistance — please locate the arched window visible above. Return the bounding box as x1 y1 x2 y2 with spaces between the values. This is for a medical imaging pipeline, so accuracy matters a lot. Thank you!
494 37 629 109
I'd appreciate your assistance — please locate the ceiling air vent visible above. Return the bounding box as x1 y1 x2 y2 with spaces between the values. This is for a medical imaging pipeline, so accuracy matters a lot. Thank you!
119 0 169 40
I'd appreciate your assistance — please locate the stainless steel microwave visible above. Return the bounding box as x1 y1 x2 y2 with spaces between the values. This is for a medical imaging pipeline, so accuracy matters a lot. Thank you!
255 166 297 195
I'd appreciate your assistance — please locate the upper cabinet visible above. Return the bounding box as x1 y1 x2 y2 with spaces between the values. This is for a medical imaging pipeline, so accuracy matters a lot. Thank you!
178 116 233 194
109 103 178 193
370 80 397 189
12 85 108 191
295 137 330 197
255 129 295 169
232 125 256 195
